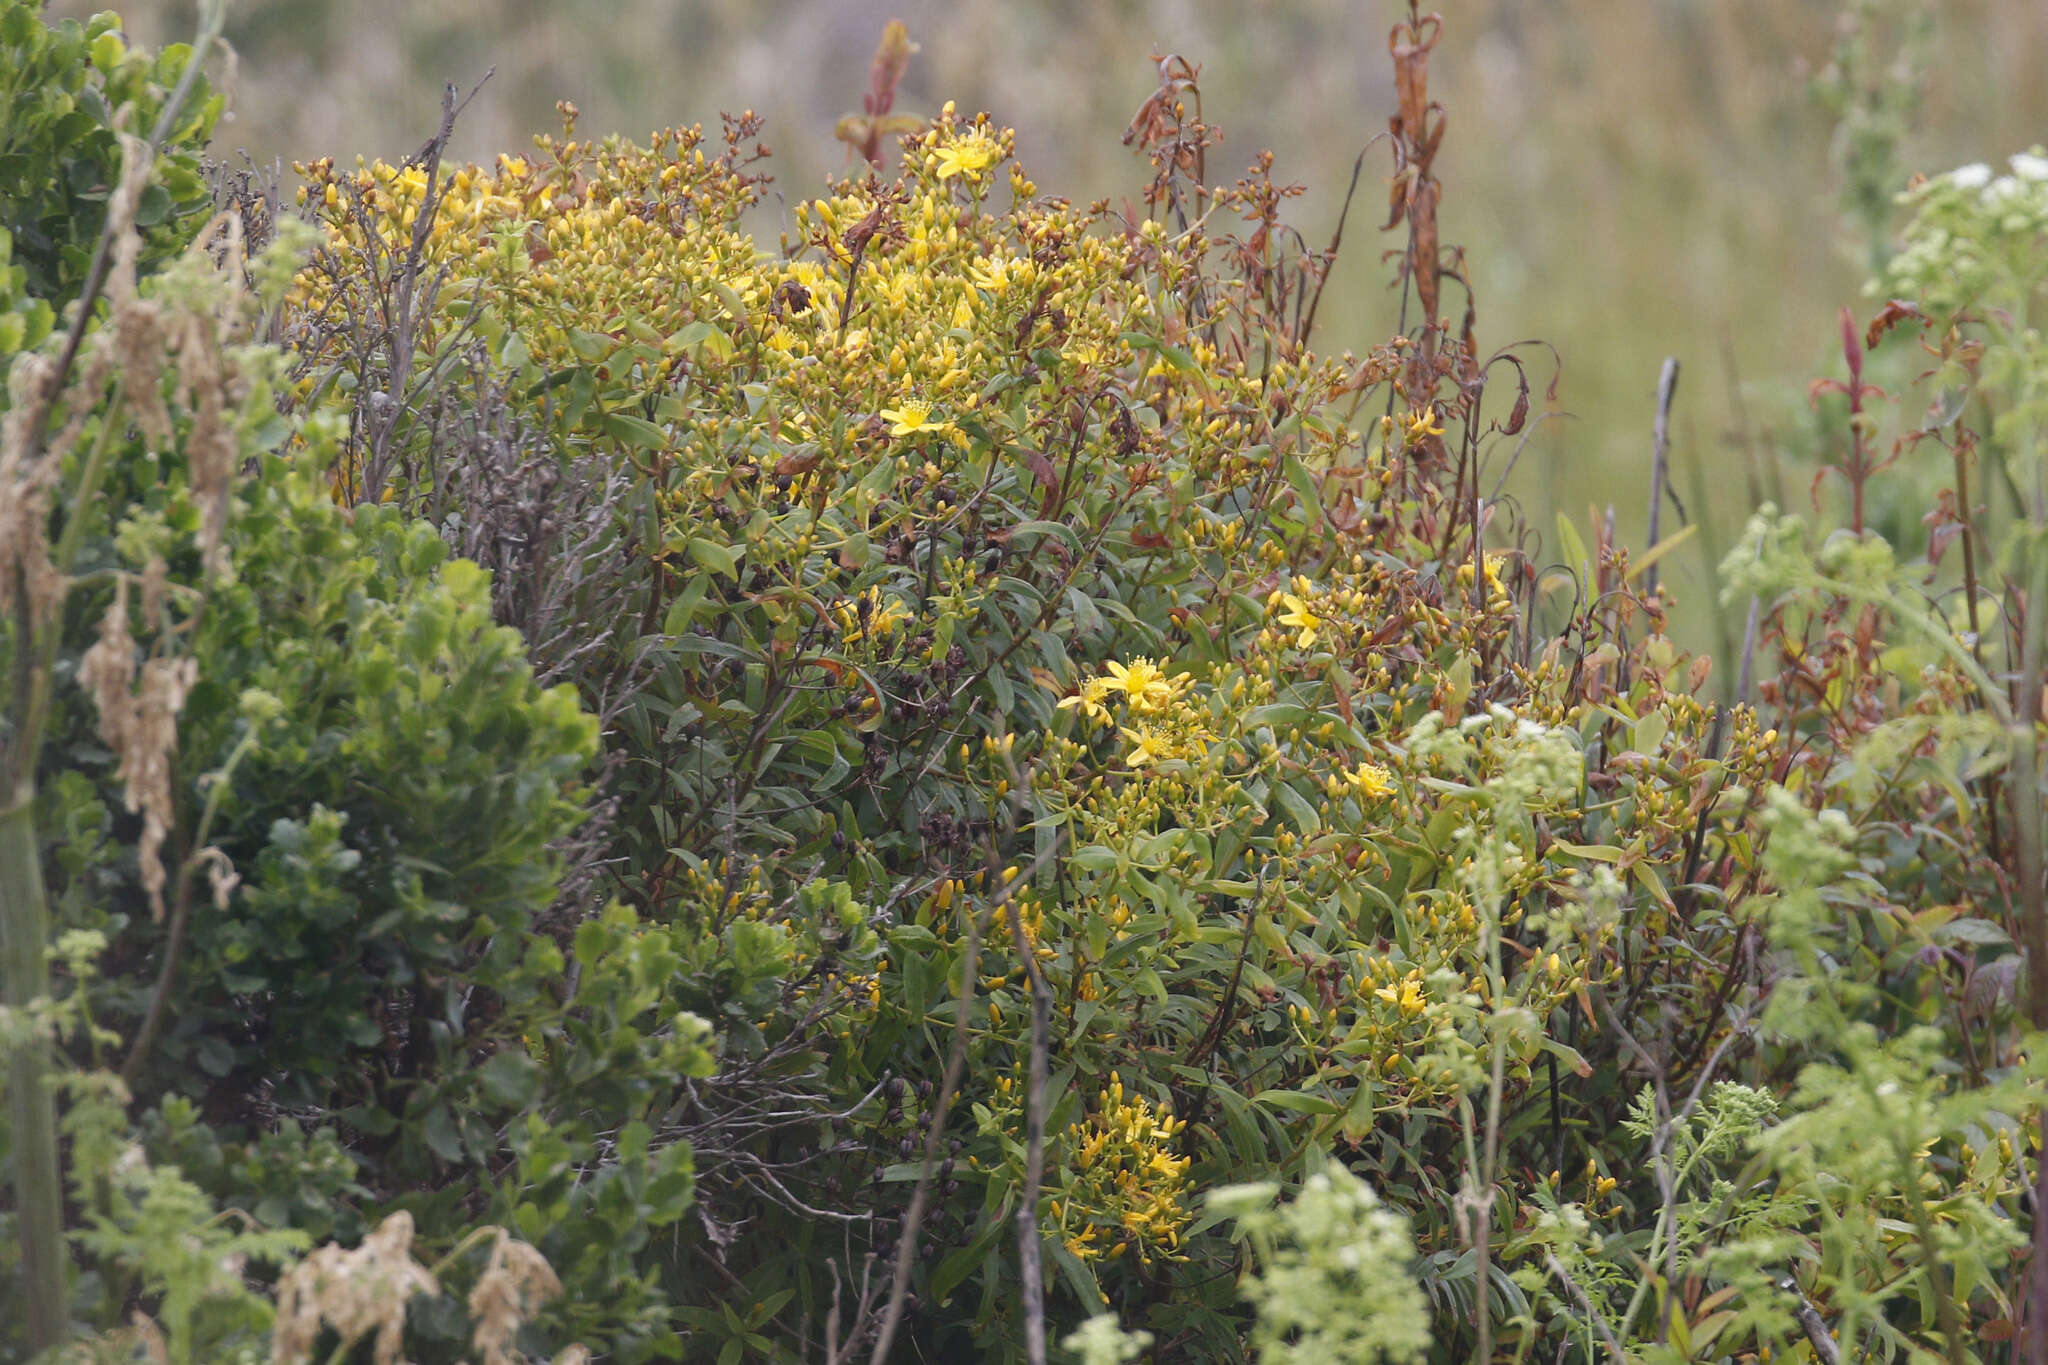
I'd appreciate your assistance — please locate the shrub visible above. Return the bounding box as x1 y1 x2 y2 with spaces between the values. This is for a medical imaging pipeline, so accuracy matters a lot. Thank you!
10 5 2047 1364
280 32 1796 1357
0 1 222 318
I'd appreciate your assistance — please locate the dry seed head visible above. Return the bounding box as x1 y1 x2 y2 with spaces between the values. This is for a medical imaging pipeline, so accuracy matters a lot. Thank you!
130 1309 172 1365
80 580 196 919
467 1229 565 1365
198 845 240 913
270 1211 440 1365
164 304 239 579
0 353 65 635
113 296 172 451
103 132 154 305
138 554 169 633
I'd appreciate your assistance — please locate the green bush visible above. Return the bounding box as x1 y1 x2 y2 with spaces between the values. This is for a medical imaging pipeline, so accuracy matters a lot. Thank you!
116 467 599 1107
0 1 222 316
284 64 1788 1359
9 6 2048 1365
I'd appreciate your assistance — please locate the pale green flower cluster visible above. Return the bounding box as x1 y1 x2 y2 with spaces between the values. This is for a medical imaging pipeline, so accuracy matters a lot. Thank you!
1210 1163 1431 1365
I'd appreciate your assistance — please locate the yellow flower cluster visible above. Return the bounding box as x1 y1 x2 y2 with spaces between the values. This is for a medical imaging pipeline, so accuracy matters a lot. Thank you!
1059 657 1194 723
1403 403 1445 444
295 127 771 402
832 587 912 643
1048 1077 1192 1265
1058 657 1215 771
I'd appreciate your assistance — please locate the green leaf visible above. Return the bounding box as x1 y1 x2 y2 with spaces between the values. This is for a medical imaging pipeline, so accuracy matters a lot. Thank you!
1010 519 1083 554
476 1050 541 1108
338 1105 399 1137
1934 917 2011 946
1556 512 1592 583
1282 455 1325 525
1538 1035 1593 1078
687 537 740 577
667 319 734 360
567 328 614 363
423 1104 463 1162
1547 841 1623 863
930 1213 1011 1304
1045 1230 1105 1311
708 279 749 322
1253 1088 1342 1116
604 412 670 451
1069 844 1120 873
1273 781 1321 836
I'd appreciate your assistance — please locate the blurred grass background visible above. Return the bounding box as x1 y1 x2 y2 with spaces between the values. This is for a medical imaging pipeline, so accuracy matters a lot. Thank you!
71 0 2048 649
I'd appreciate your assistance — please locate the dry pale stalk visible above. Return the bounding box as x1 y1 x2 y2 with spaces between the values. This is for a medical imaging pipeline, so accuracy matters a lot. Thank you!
270 1212 441 1365
466 1229 565 1365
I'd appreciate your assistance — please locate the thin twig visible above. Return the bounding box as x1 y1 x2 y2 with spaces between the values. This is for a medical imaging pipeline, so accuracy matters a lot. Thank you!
1006 872 1052 1365
1787 1284 1842 1365
1543 1253 1628 1365
1297 142 1378 348
868 832 1067 1365
1644 356 1680 600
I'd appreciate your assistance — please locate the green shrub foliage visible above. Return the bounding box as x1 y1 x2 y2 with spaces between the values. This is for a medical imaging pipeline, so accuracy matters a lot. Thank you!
0 1 222 324
7 7 2048 1365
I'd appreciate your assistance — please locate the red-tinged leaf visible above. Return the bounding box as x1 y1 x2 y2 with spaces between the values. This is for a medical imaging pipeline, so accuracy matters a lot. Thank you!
774 449 821 478
1502 367 1530 436
1810 377 1851 405
1927 520 1962 569
1419 108 1446 165
1388 13 1442 137
791 654 849 683
1411 178 1441 322
1020 445 1058 494
1866 299 1926 351
1839 305 1864 383
1019 445 1063 516
1382 168 1411 232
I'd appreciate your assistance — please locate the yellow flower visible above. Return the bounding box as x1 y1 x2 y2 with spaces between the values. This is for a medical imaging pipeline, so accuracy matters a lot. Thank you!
1343 761 1396 800
950 294 975 329
834 589 913 641
1057 677 1117 725
1454 551 1511 595
935 135 1000 180
1375 976 1428 1017
970 253 1032 294
879 399 945 437
1102 657 1190 713
1053 1081 1193 1264
1404 404 1445 444
1275 592 1322 650
1120 724 1168 768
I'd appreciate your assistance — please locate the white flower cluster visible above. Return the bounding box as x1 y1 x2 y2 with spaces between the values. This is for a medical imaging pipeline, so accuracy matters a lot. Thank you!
1879 146 2048 315
1946 149 2048 195
1211 1164 1432 1365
